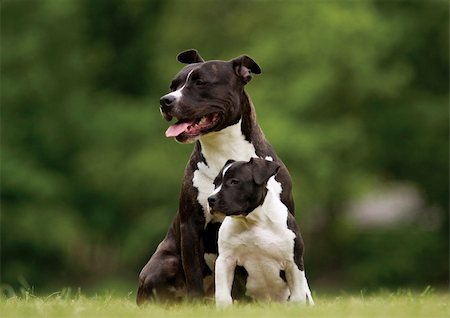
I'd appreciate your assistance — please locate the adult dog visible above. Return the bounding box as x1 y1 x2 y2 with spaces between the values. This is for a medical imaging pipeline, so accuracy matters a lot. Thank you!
137 49 304 303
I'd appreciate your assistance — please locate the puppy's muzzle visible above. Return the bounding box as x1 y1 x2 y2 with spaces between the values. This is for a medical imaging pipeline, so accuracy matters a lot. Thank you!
207 195 218 214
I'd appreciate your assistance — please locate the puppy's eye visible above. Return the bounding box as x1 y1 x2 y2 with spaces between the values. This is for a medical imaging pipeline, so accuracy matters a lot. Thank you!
228 179 240 185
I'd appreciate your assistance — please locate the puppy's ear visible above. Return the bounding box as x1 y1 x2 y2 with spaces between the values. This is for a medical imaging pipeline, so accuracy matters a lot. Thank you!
177 49 205 64
250 158 280 185
230 55 261 84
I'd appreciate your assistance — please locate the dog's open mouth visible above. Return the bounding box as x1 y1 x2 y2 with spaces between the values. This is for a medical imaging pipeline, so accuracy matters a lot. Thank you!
165 113 221 139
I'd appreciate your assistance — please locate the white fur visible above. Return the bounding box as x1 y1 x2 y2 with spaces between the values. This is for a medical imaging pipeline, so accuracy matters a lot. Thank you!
208 162 232 197
221 162 233 177
166 70 194 101
215 179 314 307
209 184 222 197
192 120 258 225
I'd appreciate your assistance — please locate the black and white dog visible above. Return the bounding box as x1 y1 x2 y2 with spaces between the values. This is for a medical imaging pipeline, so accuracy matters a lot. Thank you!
137 49 307 303
208 158 314 306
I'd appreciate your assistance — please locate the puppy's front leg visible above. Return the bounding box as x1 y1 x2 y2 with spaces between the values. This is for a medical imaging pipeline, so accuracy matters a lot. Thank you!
215 255 236 307
285 261 313 304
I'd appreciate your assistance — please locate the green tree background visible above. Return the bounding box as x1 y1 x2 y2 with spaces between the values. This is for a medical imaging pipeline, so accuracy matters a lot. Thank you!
2 0 448 294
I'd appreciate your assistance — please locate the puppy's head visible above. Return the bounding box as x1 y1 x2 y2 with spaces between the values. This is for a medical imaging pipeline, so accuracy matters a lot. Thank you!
208 158 280 217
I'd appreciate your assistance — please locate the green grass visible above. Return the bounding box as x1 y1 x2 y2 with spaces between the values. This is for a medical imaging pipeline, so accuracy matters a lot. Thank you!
1 290 448 318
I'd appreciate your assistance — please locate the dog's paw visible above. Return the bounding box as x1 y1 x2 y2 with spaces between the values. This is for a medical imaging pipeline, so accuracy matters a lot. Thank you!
307 293 315 306
136 274 156 305
216 295 233 308
289 293 307 304
290 292 315 306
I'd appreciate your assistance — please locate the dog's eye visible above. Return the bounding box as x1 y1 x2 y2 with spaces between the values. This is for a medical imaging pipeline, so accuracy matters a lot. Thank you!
228 179 240 186
169 80 179 91
195 79 207 86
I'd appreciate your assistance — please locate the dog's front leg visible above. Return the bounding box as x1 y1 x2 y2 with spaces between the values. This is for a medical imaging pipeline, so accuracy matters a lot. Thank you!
180 219 205 299
215 255 236 307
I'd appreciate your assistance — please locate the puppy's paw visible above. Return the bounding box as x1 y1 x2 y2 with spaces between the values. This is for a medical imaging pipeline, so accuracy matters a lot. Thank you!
216 296 233 308
289 293 307 304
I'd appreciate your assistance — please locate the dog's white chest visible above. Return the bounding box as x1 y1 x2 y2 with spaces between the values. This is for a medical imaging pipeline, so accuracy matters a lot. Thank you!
193 162 222 224
192 121 257 224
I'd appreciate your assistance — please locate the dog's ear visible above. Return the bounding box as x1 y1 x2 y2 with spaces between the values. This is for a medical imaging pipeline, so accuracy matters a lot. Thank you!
177 49 205 64
230 55 261 84
250 158 280 185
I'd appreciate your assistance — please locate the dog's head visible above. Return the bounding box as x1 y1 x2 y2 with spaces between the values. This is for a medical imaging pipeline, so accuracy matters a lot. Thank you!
207 158 280 217
160 49 261 143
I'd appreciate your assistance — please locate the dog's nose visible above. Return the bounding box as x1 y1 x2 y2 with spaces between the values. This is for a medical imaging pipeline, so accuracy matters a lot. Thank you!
207 196 216 207
160 95 175 108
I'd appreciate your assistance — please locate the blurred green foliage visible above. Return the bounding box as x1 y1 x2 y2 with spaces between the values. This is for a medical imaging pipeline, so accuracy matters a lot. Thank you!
1 0 448 294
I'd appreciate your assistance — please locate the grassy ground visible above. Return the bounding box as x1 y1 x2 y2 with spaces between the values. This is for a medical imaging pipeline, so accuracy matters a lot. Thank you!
1 290 448 318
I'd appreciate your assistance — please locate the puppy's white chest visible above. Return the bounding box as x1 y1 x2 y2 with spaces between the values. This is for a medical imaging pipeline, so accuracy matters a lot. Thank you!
229 223 295 264
220 215 296 301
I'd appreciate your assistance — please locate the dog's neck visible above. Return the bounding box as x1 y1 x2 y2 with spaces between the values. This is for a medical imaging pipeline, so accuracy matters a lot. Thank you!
198 120 257 175
197 92 266 175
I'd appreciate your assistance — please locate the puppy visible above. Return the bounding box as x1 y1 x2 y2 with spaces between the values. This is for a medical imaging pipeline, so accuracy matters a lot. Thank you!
208 158 314 307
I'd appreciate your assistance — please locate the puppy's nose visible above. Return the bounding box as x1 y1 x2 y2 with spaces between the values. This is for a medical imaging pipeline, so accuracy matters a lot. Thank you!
160 95 175 108
207 196 217 207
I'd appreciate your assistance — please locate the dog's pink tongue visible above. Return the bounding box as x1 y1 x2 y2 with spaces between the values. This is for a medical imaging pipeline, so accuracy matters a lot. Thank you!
165 121 193 137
